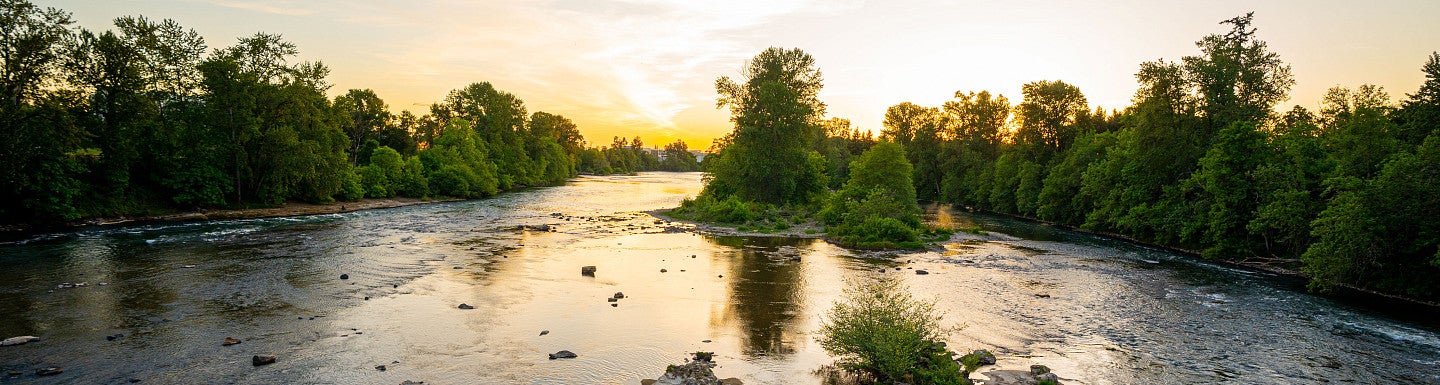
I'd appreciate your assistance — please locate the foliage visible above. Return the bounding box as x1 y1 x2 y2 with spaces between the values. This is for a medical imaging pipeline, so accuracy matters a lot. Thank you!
818 278 966 385
822 142 924 249
706 47 828 204
0 0 603 225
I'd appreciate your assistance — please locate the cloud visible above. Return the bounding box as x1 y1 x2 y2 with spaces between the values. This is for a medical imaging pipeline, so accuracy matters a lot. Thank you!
303 0 860 144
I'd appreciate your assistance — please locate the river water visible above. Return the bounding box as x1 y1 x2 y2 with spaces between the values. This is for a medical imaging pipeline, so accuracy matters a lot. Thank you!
0 173 1436 384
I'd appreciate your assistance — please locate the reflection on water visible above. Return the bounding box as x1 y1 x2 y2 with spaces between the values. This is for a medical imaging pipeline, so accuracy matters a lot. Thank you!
0 173 1437 384
712 236 814 356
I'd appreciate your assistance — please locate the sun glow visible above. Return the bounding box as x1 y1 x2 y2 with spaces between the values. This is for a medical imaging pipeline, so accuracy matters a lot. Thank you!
46 0 1440 150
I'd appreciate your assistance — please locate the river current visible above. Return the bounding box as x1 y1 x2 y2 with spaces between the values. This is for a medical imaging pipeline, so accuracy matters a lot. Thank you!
0 173 1436 384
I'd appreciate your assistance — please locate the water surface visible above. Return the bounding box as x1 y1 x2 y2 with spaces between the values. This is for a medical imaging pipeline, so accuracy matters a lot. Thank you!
1 173 1436 384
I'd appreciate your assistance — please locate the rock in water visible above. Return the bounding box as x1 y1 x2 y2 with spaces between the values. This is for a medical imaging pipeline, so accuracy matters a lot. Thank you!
457 303 474 310
1030 364 1051 375
223 337 242 346
35 367 62 376
252 355 276 366
607 297 618 303
581 266 597 276
340 274 349 280
539 330 549 336
915 270 930 275
375 365 387 371
1037 372 1060 384
0 336 39 346
968 349 997 366
614 292 625 299
548 350 578 359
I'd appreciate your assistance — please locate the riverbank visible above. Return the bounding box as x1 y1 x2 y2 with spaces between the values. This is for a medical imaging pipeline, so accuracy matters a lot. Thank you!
0 197 461 235
647 209 825 239
946 204 1440 309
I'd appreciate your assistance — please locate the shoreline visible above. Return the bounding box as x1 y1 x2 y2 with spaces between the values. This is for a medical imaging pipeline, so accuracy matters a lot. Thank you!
949 204 1440 309
2 197 462 235
645 209 825 239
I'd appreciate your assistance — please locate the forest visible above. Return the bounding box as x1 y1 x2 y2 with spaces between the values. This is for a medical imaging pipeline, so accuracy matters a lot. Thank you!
0 0 699 226
685 14 1440 302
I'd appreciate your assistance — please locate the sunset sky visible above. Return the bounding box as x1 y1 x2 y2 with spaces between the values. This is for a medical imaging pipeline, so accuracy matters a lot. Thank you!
47 0 1440 150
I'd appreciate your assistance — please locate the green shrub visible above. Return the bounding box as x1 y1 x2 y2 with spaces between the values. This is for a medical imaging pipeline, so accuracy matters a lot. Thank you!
818 278 966 385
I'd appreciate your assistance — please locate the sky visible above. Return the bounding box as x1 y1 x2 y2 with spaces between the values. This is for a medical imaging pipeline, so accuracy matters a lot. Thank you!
45 0 1440 150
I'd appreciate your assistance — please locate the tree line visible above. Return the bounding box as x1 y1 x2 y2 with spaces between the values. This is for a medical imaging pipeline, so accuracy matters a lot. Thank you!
0 0 699 226
685 13 1439 302
879 13 1439 300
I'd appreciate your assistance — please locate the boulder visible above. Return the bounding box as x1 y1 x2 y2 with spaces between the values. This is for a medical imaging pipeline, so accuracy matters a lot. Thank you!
581 266 597 276
1030 364 1051 375
252 355 276 366
614 292 625 299
1037 372 1060 384
0 336 40 346
458 303 474 310
223 337 242 346
549 350 578 359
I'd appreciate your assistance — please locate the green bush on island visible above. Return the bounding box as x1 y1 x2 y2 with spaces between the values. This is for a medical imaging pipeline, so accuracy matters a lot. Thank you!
820 142 926 248
819 278 968 385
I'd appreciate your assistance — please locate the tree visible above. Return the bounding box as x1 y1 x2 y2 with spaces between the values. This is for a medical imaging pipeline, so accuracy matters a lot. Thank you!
0 0 83 222
707 47 827 204
1184 12 1293 134
659 140 700 171
431 82 532 188
334 88 392 164
821 142 922 247
882 102 944 200
1016 80 1088 157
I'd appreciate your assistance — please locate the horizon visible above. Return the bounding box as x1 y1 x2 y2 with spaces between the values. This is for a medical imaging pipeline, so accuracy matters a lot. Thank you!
45 0 1440 149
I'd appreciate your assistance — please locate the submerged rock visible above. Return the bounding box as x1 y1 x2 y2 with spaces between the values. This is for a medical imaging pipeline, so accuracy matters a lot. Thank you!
0 336 40 346
252 355 276 366
549 350 578 359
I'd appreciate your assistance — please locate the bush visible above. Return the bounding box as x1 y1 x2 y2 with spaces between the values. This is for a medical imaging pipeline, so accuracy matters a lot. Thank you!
818 278 967 385
673 194 767 224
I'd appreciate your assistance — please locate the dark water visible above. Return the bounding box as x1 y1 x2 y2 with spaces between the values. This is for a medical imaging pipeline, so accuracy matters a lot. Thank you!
0 173 1436 384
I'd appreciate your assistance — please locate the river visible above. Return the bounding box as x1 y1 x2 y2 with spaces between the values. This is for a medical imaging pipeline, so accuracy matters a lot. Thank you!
0 173 1436 384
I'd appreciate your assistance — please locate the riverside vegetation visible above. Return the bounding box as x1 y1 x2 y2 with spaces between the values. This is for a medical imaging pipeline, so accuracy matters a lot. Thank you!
674 13 1440 304
0 0 700 229
673 12 1439 385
